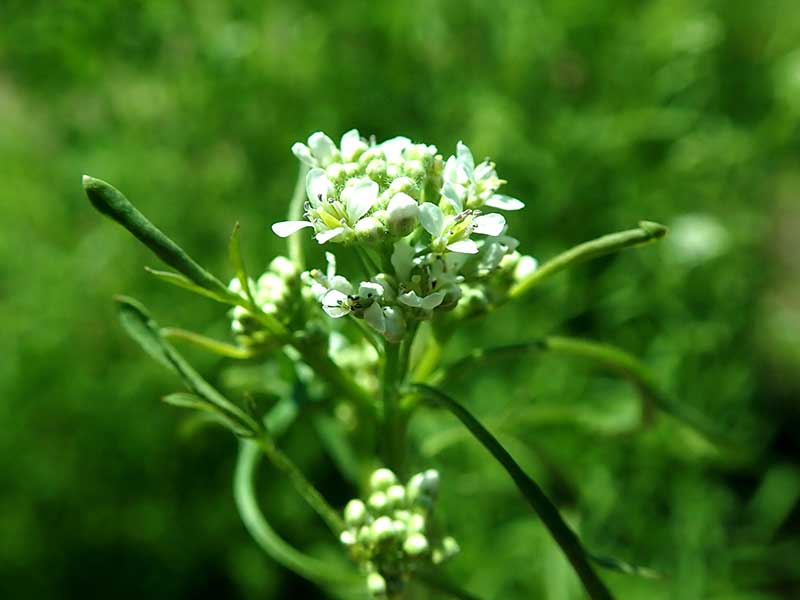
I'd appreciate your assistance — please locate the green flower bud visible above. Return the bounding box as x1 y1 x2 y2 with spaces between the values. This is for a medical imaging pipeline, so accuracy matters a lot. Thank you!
343 140 368 162
371 515 396 541
382 306 406 343
368 491 389 513
344 499 368 526
326 163 347 184
366 159 387 181
386 484 407 508
514 255 538 281
432 536 460 564
359 147 384 167
392 519 407 537
370 468 398 491
340 529 357 546
403 532 429 556
343 161 361 178
355 216 386 244
366 572 387 598
386 163 401 179
388 176 417 196
387 192 419 237
403 159 426 180
358 524 371 544
407 513 426 533
269 255 297 280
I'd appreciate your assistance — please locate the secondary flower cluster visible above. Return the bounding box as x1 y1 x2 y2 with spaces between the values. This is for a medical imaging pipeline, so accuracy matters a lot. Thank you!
340 468 459 598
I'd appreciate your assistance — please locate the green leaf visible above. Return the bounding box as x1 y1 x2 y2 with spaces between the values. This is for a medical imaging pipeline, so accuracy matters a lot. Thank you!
411 383 614 600
83 175 232 299
161 327 258 359
115 295 258 434
145 267 235 305
228 222 257 308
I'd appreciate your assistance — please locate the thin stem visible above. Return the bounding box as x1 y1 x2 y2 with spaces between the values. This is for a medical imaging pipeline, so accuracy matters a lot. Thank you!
508 221 667 301
287 163 309 271
254 433 345 536
410 384 614 600
382 341 403 473
234 441 359 586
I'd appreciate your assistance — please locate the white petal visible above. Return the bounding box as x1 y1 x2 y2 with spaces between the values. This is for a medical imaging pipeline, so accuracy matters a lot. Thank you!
322 290 350 318
358 281 384 299
345 178 379 222
330 275 354 294
340 129 361 158
421 291 446 310
398 291 423 308
446 239 479 254
364 302 386 333
442 181 463 211
419 203 445 236
291 143 317 167
306 168 332 204
380 136 411 162
474 161 495 181
485 194 525 210
515 255 539 279
391 240 415 281
456 141 475 175
442 155 459 183
324 251 337 279
271 220 313 237
472 213 506 236
308 132 337 165
315 227 345 244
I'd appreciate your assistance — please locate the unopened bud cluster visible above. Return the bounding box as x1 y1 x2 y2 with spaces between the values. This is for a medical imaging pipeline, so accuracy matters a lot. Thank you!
339 468 459 598
261 130 538 344
228 256 299 346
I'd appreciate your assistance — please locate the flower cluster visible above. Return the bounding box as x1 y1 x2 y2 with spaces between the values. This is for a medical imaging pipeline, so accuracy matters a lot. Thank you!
340 468 459 598
233 130 537 345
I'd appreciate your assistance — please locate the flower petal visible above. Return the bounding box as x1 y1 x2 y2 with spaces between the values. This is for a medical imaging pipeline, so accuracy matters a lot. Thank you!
364 302 386 333
291 143 316 167
474 161 496 182
380 136 411 162
306 168 332 204
442 155 459 183
420 291 446 310
419 203 445 236
345 178 379 223
391 240 416 281
472 213 506 236
398 291 423 308
271 220 313 237
485 194 525 210
340 129 361 160
446 239 479 254
456 141 475 176
358 281 384 299
308 132 338 165
442 181 463 211
315 226 345 244
322 290 351 318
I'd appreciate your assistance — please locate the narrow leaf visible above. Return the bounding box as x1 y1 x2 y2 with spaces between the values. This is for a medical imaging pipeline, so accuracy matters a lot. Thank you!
161 327 258 359
145 267 235 304
83 175 231 298
228 222 257 308
411 383 614 600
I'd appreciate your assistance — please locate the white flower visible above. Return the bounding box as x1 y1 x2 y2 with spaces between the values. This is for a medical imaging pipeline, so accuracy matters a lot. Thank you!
379 136 412 163
292 129 367 168
442 141 525 211
272 172 380 245
386 192 419 236
418 202 506 254
398 290 446 311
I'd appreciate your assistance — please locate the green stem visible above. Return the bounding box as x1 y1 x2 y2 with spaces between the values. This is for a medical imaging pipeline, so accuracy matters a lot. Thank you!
382 341 403 473
287 164 309 271
410 384 614 600
416 570 483 600
508 221 667 301
254 433 345 535
234 441 359 586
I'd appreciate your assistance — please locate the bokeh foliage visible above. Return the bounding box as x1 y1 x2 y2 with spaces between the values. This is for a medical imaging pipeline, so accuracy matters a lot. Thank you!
2 0 799 598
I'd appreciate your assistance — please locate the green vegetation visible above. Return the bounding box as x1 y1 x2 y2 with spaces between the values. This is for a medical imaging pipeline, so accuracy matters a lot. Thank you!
2 1 799 598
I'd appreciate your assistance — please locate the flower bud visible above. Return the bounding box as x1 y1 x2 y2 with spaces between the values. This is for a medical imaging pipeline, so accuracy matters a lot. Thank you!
388 176 417 196
368 491 389 513
403 159 426 180
403 532 429 556
355 216 386 244
343 161 361 178
359 147 384 167
370 468 398 491
407 513 426 533
386 163 401 179
366 159 387 180
343 140 368 163
344 499 368 526
382 306 406 343
366 572 387 598
387 192 419 237
386 484 406 508
358 525 371 544
269 255 297 280
326 163 346 184
371 516 396 542
432 536 460 564
514 255 538 281
340 529 357 546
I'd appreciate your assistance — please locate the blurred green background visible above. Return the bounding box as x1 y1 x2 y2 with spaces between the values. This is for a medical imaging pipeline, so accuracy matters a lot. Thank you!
2 0 800 598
